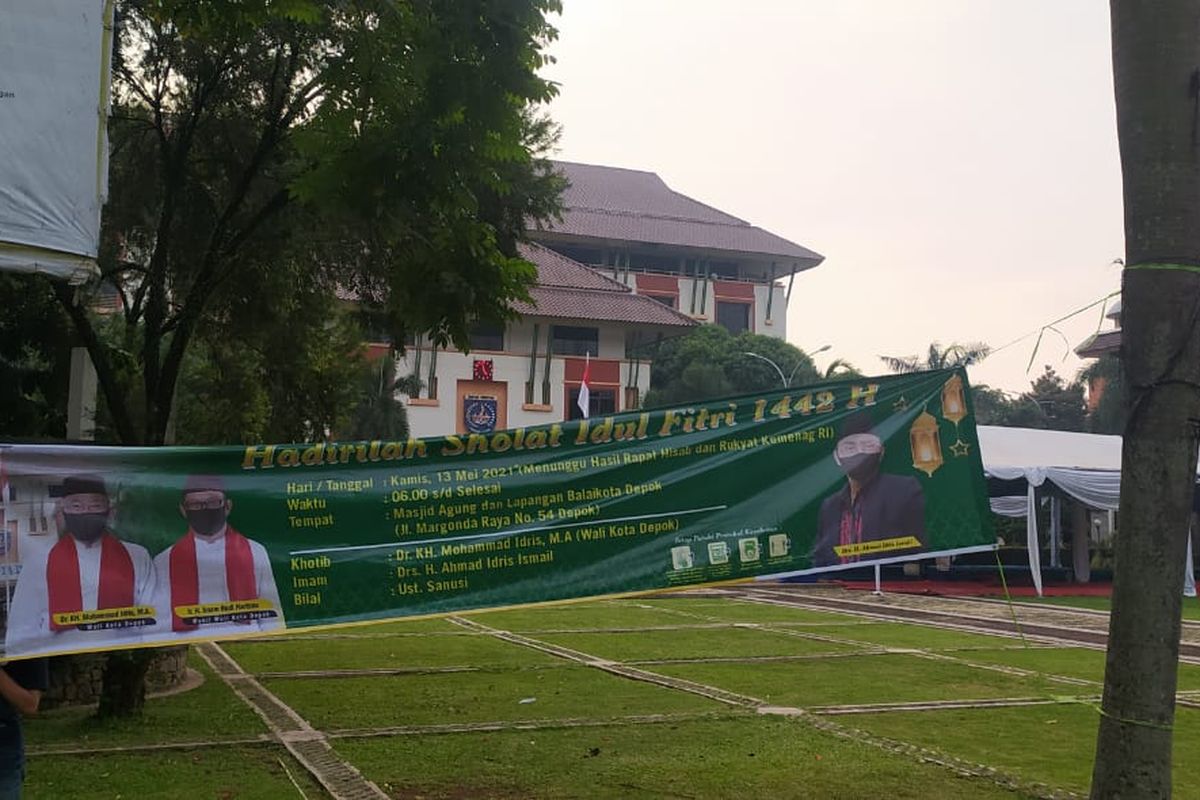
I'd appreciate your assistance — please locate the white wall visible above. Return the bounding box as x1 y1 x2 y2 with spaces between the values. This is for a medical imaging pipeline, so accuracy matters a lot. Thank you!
394 318 655 439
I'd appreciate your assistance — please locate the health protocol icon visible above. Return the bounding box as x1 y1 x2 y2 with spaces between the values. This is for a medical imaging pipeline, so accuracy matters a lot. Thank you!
738 538 761 563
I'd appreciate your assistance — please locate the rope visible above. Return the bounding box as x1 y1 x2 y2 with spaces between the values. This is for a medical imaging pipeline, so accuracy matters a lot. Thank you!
993 549 1030 648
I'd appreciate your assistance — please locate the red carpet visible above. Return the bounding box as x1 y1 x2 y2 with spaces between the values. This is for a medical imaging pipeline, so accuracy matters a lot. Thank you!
834 579 1113 598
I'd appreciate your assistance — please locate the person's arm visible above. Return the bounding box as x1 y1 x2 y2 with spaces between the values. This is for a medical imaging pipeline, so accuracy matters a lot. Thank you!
0 667 42 717
4 553 49 656
252 542 283 621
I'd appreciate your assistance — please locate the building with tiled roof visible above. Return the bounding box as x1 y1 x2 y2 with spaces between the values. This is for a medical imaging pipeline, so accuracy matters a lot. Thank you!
395 161 823 437
1074 299 1121 410
529 161 824 339
395 241 696 436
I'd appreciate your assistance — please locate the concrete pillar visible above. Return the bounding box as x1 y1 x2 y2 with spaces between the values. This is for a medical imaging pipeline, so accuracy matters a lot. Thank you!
66 346 97 441
1071 502 1091 584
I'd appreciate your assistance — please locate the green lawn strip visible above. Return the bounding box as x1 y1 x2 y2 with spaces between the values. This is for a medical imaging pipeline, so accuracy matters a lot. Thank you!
300 616 465 635
958 646 1200 692
534 627 861 662
224 631 559 673
799 622 1023 651
26 744 326 800
265 666 726 730
633 598 863 624
652 653 1063 708
466 601 692 631
25 652 266 750
1014 595 1200 622
847 704 1200 797
333 715 1026 799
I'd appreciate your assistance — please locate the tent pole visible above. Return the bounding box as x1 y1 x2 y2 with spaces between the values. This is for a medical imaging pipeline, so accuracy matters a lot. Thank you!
1072 502 1091 584
872 564 882 596
1049 495 1061 569
1027 484 1044 597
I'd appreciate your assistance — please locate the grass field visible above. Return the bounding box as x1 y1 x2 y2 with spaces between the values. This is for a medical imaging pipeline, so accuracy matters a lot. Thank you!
21 592 1200 799
1021 595 1200 621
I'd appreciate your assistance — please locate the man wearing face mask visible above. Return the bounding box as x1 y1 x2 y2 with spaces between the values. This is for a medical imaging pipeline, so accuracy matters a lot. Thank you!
151 475 282 637
810 412 926 568
4 475 155 657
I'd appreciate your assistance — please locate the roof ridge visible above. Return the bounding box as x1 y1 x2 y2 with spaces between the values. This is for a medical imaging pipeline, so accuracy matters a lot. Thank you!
519 240 632 293
528 285 698 326
551 159 660 177
566 205 754 228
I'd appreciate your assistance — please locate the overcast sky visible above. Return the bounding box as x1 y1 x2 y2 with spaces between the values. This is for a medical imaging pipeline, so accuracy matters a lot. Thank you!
541 1 1124 394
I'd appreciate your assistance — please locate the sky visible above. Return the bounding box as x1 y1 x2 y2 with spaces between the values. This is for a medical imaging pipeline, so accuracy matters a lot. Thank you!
540 1 1124 395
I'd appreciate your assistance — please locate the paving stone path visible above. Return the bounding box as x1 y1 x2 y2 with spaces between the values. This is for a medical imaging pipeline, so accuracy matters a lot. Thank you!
196 642 389 800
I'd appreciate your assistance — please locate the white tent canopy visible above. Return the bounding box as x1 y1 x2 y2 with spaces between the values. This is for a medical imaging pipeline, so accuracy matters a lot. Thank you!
977 425 1195 597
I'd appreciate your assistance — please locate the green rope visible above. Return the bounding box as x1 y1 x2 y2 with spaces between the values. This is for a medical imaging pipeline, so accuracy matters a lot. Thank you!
994 549 1030 649
1051 696 1174 732
1124 262 1200 274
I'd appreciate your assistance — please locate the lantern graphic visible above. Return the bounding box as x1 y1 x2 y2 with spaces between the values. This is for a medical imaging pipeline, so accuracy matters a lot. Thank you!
941 374 970 457
910 410 944 477
941 375 967 424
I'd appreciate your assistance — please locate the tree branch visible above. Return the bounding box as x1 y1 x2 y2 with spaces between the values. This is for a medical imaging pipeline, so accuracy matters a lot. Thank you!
52 283 139 444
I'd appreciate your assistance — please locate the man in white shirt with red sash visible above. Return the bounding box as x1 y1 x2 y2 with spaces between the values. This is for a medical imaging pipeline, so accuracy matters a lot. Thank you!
152 475 282 638
4 475 155 657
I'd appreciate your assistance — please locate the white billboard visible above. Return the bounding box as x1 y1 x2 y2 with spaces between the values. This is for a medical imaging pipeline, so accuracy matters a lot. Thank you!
0 0 112 283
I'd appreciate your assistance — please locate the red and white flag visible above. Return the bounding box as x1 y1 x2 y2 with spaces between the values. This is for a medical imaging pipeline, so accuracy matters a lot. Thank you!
576 353 592 419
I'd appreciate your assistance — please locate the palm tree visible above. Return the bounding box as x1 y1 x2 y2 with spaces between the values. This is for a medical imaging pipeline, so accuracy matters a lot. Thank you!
878 341 991 374
344 356 419 440
1091 3 1200 796
822 358 861 380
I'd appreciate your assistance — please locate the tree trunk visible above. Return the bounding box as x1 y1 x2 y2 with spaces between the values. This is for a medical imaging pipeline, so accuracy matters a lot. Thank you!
95 649 156 719
1091 2 1200 797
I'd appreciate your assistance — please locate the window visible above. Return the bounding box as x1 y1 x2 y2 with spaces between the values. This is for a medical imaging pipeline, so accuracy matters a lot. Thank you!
567 388 616 420
707 261 740 279
628 252 681 272
552 325 599 356
646 294 677 309
716 301 751 334
469 321 505 352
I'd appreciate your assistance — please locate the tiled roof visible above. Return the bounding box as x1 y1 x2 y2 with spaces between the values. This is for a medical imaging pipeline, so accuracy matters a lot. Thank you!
539 161 824 264
512 286 696 328
1075 329 1121 358
516 241 627 292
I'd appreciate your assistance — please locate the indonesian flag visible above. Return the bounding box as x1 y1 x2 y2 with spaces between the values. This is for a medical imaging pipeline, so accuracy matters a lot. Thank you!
577 353 591 419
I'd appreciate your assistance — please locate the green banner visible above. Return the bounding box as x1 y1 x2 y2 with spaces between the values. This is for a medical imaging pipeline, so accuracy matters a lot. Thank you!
0 368 993 659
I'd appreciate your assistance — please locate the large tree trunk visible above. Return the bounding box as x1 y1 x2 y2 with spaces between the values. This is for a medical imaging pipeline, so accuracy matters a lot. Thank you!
1091 2 1200 797
95 649 156 719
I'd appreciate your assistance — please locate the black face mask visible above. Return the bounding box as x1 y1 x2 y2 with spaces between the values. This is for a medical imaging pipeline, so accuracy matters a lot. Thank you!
837 452 882 484
187 508 227 537
64 512 107 543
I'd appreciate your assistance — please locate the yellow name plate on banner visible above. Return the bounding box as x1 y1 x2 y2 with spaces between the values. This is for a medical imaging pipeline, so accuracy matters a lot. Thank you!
833 536 922 558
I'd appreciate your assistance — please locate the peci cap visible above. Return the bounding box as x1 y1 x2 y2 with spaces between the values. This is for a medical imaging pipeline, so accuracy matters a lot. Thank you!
53 474 107 498
837 409 878 440
183 474 226 496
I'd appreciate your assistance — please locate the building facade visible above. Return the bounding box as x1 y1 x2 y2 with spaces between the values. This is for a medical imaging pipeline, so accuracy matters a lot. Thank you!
529 161 824 340
397 161 824 438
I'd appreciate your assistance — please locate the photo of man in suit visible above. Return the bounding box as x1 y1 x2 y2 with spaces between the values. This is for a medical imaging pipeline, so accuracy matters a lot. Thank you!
810 412 927 567
152 475 282 636
4 475 155 657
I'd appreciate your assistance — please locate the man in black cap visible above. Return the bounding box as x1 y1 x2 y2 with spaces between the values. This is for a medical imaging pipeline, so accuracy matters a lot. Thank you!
4 474 155 657
810 412 926 568
152 474 281 637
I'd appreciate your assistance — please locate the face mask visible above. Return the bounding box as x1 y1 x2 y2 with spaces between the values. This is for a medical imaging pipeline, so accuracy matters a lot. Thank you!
64 512 107 543
837 452 882 484
186 508 227 537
